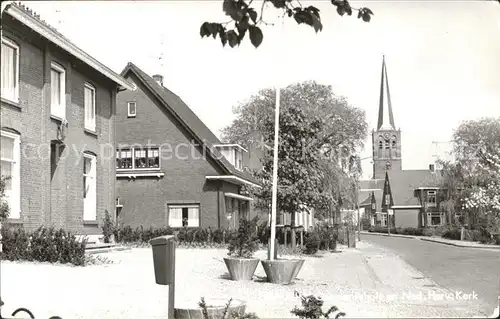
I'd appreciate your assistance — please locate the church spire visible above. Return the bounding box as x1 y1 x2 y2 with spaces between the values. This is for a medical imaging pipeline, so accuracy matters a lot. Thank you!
377 55 396 131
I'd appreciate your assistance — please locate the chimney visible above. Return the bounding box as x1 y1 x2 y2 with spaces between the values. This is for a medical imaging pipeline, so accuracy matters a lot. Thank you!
152 74 163 86
429 164 435 172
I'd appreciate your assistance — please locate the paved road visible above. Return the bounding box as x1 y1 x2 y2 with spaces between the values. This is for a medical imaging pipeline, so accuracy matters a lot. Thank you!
362 234 500 313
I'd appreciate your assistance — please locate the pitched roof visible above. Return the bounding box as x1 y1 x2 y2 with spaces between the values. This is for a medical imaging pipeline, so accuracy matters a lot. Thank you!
121 62 261 187
2 2 134 91
387 169 438 206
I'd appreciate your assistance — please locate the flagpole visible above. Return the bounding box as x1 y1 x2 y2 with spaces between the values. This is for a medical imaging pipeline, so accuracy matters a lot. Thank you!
268 14 285 261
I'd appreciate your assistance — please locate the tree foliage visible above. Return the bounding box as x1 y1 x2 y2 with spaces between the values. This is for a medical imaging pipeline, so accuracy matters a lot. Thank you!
255 103 327 247
439 117 500 234
221 81 367 224
200 0 374 48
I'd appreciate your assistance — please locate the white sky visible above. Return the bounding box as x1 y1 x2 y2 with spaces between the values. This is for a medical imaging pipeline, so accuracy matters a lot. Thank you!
19 1 500 179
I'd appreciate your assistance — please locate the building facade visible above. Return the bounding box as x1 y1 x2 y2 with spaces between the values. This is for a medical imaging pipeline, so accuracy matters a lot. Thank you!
1 3 133 235
114 63 261 230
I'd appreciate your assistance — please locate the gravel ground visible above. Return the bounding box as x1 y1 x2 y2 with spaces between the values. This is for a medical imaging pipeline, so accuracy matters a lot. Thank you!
0 242 489 318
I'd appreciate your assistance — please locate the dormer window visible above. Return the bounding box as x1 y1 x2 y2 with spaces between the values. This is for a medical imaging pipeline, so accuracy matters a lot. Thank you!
234 149 243 170
213 143 247 171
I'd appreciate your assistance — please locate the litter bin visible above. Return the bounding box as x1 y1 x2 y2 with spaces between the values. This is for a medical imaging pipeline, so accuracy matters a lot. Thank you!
150 235 176 285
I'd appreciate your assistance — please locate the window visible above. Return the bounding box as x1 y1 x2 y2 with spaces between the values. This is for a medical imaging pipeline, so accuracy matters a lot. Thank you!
51 62 66 119
84 83 96 131
1 131 21 219
116 149 132 169
134 148 159 169
385 139 390 149
427 212 444 226
391 136 397 149
168 205 200 228
116 147 159 170
234 149 243 170
427 190 437 207
83 153 97 221
385 194 391 206
378 140 383 150
1 37 19 102
380 213 387 227
127 102 136 117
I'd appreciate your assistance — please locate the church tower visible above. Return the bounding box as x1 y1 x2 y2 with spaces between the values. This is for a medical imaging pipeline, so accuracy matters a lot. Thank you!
372 56 402 179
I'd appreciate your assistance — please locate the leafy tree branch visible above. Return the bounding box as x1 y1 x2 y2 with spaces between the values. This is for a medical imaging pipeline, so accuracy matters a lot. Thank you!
200 0 374 48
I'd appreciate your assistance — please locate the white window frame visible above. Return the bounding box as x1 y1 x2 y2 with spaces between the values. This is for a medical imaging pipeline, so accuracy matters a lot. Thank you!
0 130 21 219
1 37 20 103
168 204 200 228
427 212 444 227
380 213 387 227
84 83 96 131
116 147 160 171
427 190 437 208
127 101 136 117
50 62 66 119
83 153 97 221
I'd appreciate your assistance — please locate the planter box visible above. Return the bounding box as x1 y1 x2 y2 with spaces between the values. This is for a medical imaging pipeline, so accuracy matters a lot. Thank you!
261 259 304 285
223 257 259 281
175 299 246 319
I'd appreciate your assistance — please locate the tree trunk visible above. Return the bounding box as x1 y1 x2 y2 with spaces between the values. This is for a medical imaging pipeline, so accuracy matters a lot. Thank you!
291 211 297 248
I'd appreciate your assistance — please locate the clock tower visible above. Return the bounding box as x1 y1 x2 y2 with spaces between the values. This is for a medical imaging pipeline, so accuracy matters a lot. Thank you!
372 56 402 179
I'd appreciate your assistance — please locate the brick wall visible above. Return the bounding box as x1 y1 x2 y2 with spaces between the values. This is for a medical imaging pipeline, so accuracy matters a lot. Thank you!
1 17 117 235
115 72 242 229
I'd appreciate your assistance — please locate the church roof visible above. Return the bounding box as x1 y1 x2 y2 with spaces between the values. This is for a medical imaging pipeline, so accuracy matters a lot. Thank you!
377 55 396 131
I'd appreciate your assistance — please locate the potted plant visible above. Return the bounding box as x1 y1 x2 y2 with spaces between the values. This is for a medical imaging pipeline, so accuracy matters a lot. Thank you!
223 217 260 281
261 227 306 285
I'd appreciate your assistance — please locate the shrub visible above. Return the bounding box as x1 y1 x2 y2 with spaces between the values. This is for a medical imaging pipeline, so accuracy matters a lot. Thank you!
442 227 461 240
398 227 425 236
257 221 270 245
1 226 87 266
211 228 225 244
227 217 260 258
291 291 346 319
303 231 320 255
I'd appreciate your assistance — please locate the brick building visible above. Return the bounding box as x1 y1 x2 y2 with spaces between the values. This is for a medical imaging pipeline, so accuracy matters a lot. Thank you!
1 3 133 236
115 63 261 230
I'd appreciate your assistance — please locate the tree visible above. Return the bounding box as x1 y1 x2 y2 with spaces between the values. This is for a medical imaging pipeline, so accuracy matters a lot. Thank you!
200 0 374 48
221 81 367 158
221 81 367 227
256 102 326 248
440 117 500 233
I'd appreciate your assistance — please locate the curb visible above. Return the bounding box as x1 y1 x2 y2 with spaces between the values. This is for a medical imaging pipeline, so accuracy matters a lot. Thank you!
360 231 417 239
85 246 132 254
419 237 500 249
362 231 500 249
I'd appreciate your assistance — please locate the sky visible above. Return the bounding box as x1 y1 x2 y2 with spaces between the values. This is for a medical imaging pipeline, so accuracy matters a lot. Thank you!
15 0 500 179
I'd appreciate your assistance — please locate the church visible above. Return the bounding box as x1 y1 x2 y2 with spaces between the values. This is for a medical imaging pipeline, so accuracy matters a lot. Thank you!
357 56 445 229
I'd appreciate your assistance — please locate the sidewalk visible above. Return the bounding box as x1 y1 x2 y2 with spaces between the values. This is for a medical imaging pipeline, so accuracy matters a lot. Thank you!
361 231 500 249
0 245 492 319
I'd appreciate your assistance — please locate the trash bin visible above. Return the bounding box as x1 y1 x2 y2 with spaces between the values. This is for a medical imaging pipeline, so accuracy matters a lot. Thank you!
150 235 176 285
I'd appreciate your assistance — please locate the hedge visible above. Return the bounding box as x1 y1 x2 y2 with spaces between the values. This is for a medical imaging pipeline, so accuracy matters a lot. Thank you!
1 226 87 266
